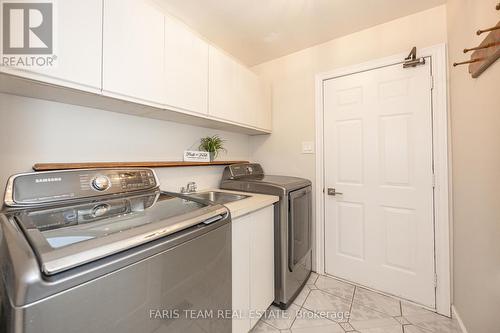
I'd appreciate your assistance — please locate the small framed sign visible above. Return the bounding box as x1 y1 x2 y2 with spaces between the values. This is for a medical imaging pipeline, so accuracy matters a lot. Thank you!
183 151 210 162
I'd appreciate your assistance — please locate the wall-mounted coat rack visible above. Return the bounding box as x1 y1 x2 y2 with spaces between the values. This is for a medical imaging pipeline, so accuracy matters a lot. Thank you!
453 4 500 78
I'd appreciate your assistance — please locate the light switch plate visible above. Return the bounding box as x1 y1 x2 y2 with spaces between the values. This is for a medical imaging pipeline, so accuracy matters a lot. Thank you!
301 141 315 154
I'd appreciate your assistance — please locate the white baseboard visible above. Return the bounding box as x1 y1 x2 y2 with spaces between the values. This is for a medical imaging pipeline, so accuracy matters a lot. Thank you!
452 305 468 333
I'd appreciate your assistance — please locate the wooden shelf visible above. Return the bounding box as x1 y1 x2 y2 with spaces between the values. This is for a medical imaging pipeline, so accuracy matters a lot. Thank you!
33 161 249 171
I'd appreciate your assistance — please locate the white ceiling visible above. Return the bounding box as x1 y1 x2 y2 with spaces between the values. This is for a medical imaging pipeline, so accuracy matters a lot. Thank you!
158 0 446 66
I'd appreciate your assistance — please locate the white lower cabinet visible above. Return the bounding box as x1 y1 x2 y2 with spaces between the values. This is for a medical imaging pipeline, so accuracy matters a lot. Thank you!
232 214 251 333
232 206 274 333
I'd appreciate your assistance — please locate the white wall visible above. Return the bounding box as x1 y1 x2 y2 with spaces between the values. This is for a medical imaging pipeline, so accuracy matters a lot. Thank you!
0 93 251 192
251 5 447 177
250 5 448 269
446 1 500 332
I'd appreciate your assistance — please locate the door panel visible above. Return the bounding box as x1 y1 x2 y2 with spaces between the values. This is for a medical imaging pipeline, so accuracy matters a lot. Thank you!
323 62 435 307
337 202 365 260
380 114 412 186
337 120 363 184
382 206 417 272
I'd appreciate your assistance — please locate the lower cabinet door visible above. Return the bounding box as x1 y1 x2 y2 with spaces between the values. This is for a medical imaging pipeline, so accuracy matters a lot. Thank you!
232 206 275 332
249 206 275 327
232 216 251 333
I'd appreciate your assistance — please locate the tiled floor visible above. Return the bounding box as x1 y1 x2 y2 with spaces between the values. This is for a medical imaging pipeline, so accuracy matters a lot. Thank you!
252 273 461 333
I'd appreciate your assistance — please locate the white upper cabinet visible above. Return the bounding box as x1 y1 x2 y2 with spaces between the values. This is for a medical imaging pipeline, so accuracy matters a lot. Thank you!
0 0 102 92
208 46 246 124
254 82 272 131
0 0 272 134
245 72 272 131
103 0 165 106
164 15 209 115
209 46 271 131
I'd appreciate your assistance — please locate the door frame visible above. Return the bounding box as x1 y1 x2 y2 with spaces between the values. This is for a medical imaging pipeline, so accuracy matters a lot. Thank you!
314 44 451 316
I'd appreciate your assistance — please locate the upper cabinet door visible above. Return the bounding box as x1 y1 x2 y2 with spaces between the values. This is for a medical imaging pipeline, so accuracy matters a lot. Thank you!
243 70 272 131
164 16 208 115
254 82 272 131
208 46 246 124
0 0 102 92
208 46 271 130
103 0 165 106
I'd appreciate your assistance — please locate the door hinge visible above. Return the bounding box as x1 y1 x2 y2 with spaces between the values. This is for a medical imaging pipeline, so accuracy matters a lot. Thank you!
432 173 436 188
434 274 438 288
430 75 434 90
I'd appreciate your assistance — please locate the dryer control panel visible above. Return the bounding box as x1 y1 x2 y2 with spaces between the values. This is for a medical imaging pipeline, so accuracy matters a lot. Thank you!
224 163 264 179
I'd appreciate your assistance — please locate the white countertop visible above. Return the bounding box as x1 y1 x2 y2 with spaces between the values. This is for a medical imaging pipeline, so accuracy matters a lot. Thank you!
202 188 279 219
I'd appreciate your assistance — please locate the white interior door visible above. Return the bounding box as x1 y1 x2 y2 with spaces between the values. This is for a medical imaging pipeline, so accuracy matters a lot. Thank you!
323 61 435 307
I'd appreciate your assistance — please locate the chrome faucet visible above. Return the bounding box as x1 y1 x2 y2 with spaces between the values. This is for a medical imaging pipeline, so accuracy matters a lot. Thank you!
180 181 197 194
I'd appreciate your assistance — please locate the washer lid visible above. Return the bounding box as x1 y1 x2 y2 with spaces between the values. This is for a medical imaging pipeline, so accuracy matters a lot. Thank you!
13 191 228 275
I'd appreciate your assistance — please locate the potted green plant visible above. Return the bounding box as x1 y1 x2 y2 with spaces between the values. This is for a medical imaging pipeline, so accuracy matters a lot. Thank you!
199 135 227 161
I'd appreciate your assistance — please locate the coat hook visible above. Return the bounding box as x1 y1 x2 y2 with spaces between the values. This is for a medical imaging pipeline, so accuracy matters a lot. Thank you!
497 2 500 10
464 42 500 53
477 24 500 35
453 58 483 67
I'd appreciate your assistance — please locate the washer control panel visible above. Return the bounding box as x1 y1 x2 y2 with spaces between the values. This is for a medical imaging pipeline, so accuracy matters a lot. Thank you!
80 169 157 193
5 168 159 207
116 170 157 192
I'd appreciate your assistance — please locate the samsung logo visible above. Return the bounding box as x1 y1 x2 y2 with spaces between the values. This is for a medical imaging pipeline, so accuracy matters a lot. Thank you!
35 177 62 183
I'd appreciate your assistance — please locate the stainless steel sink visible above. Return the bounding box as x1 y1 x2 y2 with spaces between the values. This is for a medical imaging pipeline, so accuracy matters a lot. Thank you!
185 191 250 204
